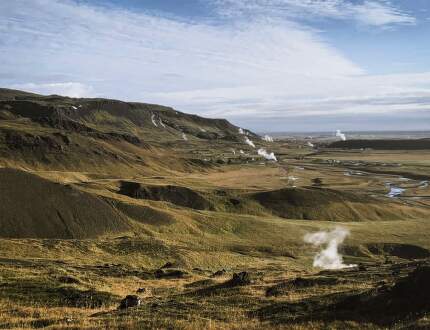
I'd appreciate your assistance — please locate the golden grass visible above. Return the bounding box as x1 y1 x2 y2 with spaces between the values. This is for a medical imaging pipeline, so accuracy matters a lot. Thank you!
1 129 430 328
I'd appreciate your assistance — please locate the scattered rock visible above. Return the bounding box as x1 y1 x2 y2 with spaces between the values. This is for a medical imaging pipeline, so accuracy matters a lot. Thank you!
154 269 165 278
211 269 226 278
312 178 323 186
119 295 141 309
192 267 204 272
154 269 187 279
358 264 367 271
226 272 251 286
160 262 174 269
136 288 146 294
58 276 80 284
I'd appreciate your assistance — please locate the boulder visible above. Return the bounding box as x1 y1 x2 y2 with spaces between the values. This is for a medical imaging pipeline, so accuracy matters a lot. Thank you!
58 275 80 284
227 272 251 286
211 269 226 278
119 295 141 309
154 269 187 279
160 262 174 269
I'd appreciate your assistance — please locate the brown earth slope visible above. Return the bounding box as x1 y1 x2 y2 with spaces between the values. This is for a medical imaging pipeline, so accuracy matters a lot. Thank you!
0 168 130 238
250 187 430 221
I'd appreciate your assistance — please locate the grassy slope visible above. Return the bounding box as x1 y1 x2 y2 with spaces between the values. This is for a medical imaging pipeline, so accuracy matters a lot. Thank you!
0 168 131 238
0 89 430 328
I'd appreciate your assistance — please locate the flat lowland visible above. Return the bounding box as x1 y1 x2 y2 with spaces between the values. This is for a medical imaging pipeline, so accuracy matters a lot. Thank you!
0 89 429 329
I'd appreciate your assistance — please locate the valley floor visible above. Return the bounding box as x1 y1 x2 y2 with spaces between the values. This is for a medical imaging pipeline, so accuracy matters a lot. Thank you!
1 145 430 329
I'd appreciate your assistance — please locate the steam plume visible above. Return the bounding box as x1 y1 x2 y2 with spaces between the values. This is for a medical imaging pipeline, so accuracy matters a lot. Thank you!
258 148 277 161
262 135 274 142
182 132 188 141
304 227 356 270
307 141 315 148
238 127 244 135
336 129 346 141
245 136 255 148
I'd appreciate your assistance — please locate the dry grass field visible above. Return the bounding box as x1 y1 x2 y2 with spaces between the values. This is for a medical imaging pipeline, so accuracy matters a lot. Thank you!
0 89 429 329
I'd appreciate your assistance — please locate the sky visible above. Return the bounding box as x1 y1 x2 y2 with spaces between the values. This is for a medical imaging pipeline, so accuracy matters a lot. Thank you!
1 0 430 132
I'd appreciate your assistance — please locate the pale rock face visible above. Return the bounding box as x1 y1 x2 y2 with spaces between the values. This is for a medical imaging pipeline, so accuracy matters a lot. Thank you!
151 114 158 127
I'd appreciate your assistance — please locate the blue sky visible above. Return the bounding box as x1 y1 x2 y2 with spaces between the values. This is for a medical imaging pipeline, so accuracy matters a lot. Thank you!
1 0 429 132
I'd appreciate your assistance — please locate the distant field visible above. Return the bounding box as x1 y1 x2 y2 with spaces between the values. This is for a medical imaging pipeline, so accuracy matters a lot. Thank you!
310 149 430 165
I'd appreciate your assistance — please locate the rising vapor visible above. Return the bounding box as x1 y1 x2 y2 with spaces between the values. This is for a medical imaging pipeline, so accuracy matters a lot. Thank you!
245 136 255 148
304 227 356 270
258 148 277 161
336 130 347 141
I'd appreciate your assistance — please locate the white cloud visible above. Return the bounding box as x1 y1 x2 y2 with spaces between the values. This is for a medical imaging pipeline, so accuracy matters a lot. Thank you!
146 72 430 118
214 0 416 26
351 1 416 26
0 0 427 131
0 1 361 95
11 82 94 98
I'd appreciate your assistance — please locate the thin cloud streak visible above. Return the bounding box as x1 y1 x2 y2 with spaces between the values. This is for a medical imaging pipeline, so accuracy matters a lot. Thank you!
214 0 416 26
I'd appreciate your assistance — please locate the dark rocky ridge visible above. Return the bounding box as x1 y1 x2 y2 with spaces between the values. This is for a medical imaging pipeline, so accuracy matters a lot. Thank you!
118 181 214 211
0 88 253 144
